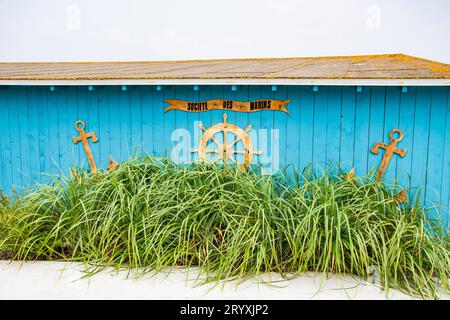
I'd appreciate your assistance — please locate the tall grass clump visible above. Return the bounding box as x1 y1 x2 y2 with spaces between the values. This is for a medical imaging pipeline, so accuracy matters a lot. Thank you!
0 156 449 299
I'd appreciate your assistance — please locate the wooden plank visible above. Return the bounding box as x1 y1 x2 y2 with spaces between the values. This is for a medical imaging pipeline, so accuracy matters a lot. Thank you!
187 85 199 164
441 88 450 227
339 86 356 171
86 86 101 168
141 86 154 156
312 86 328 172
46 88 60 177
273 85 288 173
119 86 132 160
367 86 386 177
325 86 341 171
0 88 12 192
248 86 261 165
285 86 301 178
410 87 432 207
210 86 225 126
219 85 237 163
260 85 274 171
396 87 416 189
173 85 188 164
97 86 111 169
163 85 176 158
25 87 41 185
234 86 249 165
353 87 371 176
56 87 70 178
16 87 32 190
130 86 143 157
66 87 79 173
298 86 314 175
198 85 214 163
36 87 50 185
425 87 447 222
7 87 24 189
152 86 165 157
75 87 87 168
106 86 120 164
383 87 401 184
206 86 224 164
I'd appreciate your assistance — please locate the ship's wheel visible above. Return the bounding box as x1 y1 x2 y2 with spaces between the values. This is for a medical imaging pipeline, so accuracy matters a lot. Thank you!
192 113 262 167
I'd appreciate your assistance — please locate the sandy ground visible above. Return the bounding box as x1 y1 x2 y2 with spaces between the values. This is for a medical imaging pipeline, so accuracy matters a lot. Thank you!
0 260 445 300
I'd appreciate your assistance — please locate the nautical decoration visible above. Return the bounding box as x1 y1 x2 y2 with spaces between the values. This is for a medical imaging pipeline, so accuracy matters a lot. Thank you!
370 129 406 181
192 113 262 168
72 120 99 172
343 167 356 182
165 99 290 113
393 188 408 204
108 156 118 171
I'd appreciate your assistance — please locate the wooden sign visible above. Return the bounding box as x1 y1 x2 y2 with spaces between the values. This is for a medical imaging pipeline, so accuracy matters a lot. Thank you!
165 99 290 113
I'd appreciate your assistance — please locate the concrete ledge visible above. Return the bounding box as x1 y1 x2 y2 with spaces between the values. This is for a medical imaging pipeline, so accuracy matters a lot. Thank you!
1 260 435 300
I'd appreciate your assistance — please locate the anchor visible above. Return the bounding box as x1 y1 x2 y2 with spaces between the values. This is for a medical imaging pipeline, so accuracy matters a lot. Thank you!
371 129 406 181
73 120 98 172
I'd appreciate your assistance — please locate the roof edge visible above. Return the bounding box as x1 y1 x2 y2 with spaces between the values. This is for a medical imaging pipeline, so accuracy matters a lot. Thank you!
1 78 449 86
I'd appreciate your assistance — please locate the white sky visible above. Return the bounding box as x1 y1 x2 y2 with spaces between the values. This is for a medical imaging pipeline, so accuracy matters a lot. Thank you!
0 0 449 63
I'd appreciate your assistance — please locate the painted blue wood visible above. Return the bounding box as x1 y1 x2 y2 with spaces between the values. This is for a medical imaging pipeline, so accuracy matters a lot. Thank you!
367 87 386 177
425 87 448 222
25 87 40 186
248 86 261 165
273 85 288 174
312 86 328 172
173 85 189 164
298 86 314 175
260 85 274 170
442 88 450 227
0 88 12 191
234 86 249 164
130 86 143 157
285 86 301 178
187 85 199 164
97 87 111 169
17 87 33 189
0 84 449 225
163 86 176 158
108 87 121 165
152 86 165 157
8 87 24 190
411 87 432 206
339 86 356 171
198 85 214 162
325 86 341 172
56 88 70 178
36 86 50 185
141 86 154 156
383 86 401 185
119 87 132 160
396 87 416 190
353 87 371 176
86 86 101 169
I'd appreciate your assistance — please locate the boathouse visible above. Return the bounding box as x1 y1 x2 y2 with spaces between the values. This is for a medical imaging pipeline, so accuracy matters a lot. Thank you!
0 54 449 224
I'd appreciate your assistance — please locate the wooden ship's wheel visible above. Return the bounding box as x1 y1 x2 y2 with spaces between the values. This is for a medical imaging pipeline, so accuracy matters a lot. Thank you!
192 114 262 167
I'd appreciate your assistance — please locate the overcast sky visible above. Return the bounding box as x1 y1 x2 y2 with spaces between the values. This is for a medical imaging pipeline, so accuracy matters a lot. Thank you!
0 0 449 63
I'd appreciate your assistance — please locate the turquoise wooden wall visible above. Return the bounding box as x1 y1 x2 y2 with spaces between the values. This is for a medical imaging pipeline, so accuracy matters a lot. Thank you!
0 85 449 225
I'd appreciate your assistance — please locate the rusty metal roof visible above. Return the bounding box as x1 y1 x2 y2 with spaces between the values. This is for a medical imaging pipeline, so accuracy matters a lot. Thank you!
0 54 449 85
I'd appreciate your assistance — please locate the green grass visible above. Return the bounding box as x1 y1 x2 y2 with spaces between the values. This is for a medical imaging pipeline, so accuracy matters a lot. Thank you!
0 156 449 299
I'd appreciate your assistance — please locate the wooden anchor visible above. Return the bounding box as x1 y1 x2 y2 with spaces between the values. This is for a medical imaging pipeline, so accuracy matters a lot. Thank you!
73 120 98 172
371 129 406 182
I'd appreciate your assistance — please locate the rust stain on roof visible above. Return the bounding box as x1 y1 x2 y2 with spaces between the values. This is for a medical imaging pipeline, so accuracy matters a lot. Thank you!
0 54 449 81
